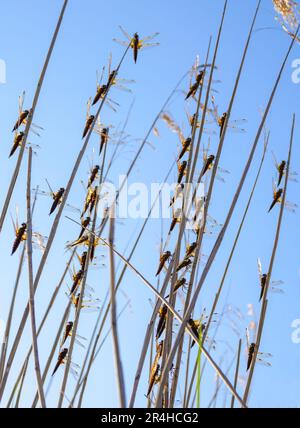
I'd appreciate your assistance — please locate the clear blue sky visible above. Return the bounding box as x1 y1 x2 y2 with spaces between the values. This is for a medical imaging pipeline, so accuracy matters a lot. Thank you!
0 0 300 408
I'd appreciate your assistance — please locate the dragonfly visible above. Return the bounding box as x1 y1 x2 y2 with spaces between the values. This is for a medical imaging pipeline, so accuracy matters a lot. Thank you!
86 160 100 189
185 57 220 100
9 131 40 158
10 207 47 255
185 109 216 135
165 278 187 299
51 347 80 378
271 151 298 186
178 137 191 161
187 309 219 348
77 216 91 240
184 242 197 258
81 186 98 218
91 69 121 111
156 304 168 340
268 181 297 213
12 91 44 136
82 115 95 140
71 292 101 312
113 26 159 63
176 258 192 273
169 208 182 234
69 267 84 295
156 251 172 276
246 328 272 371
11 219 26 256
60 321 87 349
105 52 135 91
93 117 114 155
32 181 80 216
67 234 101 262
75 250 105 271
188 318 204 348
34 180 65 216
209 96 247 137
177 160 187 184
201 140 230 183
147 341 163 397
257 258 284 301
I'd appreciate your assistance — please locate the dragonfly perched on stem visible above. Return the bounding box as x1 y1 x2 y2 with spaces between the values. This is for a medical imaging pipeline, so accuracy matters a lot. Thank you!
271 151 298 186
33 179 66 216
71 292 101 313
156 305 168 340
184 56 220 100
257 258 284 301
91 69 121 111
9 131 40 158
113 26 159 63
12 91 44 136
246 328 272 371
268 180 297 213
200 139 230 183
51 347 80 378
188 310 218 348
10 207 47 255
67 233 101 262
209 96 247 137
60 321 87 349
32 181 80 217
105 52 135 92
147 341 163 397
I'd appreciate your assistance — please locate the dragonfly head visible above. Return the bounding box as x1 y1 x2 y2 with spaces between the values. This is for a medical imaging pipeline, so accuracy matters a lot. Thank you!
95 165 100 170
90 115 95 121
21 222 26 228
66 321 73 328
59 187 65 193
19 131 25 137
133 32 139 39
24 109 29 115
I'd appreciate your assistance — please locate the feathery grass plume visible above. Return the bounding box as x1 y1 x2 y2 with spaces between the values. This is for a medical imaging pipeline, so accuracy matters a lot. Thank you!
273 0 300 40
273 0 300 29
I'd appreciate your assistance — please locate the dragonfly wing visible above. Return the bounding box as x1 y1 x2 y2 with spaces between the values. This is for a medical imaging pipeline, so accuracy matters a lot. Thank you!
31 122 44 130
270 287 284 294
11 214 17 234
257 257 263 279
256 358 272 367
114 84 132 93
217 166 230 174
118 25 131 41
18 91 25 114
272 279 284 285
226 125 246 133
216 174 225 183
139 42 160 50
113 38 129 47
141 32 159 42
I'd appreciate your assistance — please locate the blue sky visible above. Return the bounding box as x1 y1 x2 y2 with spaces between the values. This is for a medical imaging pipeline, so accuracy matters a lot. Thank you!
0 0 300 408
